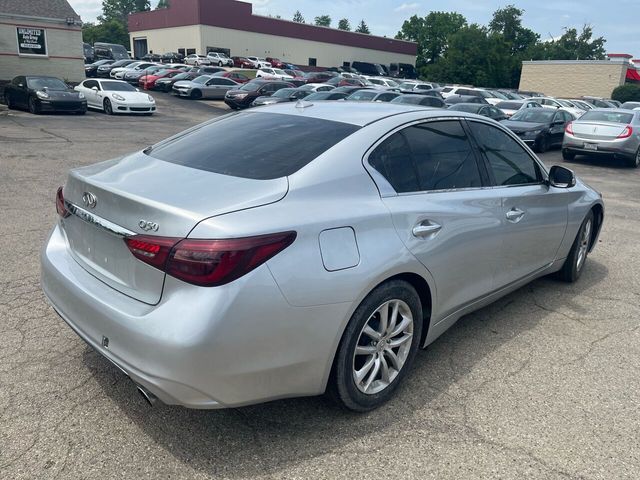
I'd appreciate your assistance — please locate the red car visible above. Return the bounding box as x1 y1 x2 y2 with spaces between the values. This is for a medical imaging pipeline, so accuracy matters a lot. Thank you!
232 56 254 68
304 72 336 84
266 57 285 68
139 69 182 90
213 71 251 84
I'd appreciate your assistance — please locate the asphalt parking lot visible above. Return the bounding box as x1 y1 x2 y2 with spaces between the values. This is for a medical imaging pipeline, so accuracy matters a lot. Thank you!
1 94 640 479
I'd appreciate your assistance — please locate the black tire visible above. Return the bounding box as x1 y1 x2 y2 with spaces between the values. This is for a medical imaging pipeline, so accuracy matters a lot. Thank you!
558 210 595 283
5 94 13 109
28 97 40 114
218 61 223 67
562 149 576 161
628 148 640 168
77 108 87 115
534 135 549 153
329 280 423 412
103 98 113 115
190 89 202 100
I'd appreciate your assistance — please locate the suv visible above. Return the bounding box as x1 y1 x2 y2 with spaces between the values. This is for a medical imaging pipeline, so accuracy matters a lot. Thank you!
351 61 385 76
266 57 285 68
207 52 233 67
246 56 272 68
224 80 294 109
185 54 211 66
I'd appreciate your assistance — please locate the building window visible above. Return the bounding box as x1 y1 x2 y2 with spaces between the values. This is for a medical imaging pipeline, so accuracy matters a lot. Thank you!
187 48 196 55
342 61 350 68
308 58 317 67
16 27 47 56
177 48 185 56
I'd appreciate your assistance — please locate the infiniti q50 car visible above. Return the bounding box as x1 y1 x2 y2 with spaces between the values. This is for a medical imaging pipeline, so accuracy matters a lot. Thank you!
41 103 604 411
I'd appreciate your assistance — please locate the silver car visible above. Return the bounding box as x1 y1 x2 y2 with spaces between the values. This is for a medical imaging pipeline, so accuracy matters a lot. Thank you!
41 104 604 411
563 108 640 168
172 75 239 99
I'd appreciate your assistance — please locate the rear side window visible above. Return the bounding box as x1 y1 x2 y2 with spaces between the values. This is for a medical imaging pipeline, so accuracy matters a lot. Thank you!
468 122 542 186
369 120 482 193
147 112 360 180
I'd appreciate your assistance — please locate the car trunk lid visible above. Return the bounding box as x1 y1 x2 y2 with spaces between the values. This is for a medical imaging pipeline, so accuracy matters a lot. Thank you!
571 121 628 140
61 151 288 304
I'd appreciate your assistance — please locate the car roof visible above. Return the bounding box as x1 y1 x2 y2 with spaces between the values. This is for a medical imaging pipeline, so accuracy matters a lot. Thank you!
251 101 461 126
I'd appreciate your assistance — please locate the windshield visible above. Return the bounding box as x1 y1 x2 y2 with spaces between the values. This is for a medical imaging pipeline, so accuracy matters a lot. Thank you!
449 104 482 113
306 92 333 100
399 82 416 89
391 96 421 104
510 109 555 122
274 69 287 75
170 73 190 81
490 90 508 99
148 112 360 180
101 81 136 92
27 77 67 90
240 82 262 91
578 111 633 124
496 101 523 110
349 91 376 101
557 99 574 107
272 88 296 98
192 76 210 84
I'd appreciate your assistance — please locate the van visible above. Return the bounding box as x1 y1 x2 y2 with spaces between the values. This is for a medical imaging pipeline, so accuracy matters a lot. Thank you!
94 43 130 61
389 63 417 79
351 61 385 76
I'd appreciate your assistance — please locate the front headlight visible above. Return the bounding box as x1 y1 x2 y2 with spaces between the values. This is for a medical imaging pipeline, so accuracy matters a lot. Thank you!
527 129 542 136
36 90 49 99
234 93 248 99
147 95 155 103
78 92 85 99
112 93 125 101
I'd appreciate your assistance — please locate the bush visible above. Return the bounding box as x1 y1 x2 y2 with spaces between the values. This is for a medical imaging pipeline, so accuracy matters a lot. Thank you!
611 84 640 103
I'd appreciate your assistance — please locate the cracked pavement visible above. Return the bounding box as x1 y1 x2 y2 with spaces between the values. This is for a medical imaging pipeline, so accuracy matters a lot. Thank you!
1 94 639 479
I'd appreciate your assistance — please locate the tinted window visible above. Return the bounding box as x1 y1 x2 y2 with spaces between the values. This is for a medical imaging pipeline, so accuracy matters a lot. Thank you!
449 104 482 113
27 77 67 90
510 109 555 122
369 121 482 192
496 101 522 110
148 113 360 180
83 80 98 89
469 122 542 186
101 81 136 92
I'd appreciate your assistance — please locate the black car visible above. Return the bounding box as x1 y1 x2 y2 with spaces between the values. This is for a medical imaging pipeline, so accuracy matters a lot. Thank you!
391 94 446 108
445 94 489 105
97 59 136 77
224 80 294 109
155 71 200 92
251 88 311 106
141 53 162 62
304 91 349 101
84 59 114 77
500 108 575 153
4 76 87 114
83 43 94 63
161 52 185 63
448 103 508 120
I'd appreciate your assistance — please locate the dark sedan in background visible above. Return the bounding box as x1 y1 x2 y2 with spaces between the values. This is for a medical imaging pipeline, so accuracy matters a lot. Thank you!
97 59 136 78
154 71 200 92
224 80 294 109
391 94 447 108
252 88 311 106
501 108 575 153
445 94 489 106
448 103 508 120
4 76 87 114
84 60 114 78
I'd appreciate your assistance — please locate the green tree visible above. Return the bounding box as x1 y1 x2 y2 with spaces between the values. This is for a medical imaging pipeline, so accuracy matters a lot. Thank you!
355 20 370 34
314 15 331 27
489 5 539 54
292 10 305 23
611 84 640 103
538 25 606 60
338 18 351 31
82 19 129 46
396 12 466 67
100 0 150 24
156 0 169 9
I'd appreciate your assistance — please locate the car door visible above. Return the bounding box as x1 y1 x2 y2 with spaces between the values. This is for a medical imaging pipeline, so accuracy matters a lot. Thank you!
13 77 28 107
81 80 100 108
367 119 505 319
466 120 568 287
549 111 567 146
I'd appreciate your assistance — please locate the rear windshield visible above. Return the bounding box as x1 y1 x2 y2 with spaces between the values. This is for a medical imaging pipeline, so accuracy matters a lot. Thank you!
579 111 633 124
147 112 360 180
449 103 482 113
496 101 523 109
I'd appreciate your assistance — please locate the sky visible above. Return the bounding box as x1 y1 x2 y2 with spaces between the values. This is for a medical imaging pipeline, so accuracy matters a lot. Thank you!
68 0 639 59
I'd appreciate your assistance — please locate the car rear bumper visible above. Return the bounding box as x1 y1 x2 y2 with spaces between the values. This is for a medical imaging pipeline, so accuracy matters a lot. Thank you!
41 224 347 408
563 135 638 158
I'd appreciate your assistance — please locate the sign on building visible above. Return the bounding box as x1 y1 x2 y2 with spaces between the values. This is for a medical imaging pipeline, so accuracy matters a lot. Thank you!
16 27 47 56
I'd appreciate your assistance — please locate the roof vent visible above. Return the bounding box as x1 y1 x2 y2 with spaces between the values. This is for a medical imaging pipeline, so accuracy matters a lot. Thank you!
295 100 313 109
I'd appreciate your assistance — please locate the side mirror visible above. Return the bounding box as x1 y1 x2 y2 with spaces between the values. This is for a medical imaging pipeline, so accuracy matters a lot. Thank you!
549 165 576 188
91 86 98 91
18 83 24 88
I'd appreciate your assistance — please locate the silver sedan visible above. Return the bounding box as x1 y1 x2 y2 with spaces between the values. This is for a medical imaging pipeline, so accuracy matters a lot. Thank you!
172 75 239 99
41 104 604 411
563 109 640 168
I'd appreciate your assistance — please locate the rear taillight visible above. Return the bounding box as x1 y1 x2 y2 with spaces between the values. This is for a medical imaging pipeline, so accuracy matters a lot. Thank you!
56 186 70 218
618 125 633 139
565 122 574 135
125 231 296 287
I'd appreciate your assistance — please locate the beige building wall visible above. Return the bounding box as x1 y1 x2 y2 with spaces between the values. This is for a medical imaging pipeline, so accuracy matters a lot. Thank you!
519 60 628 98
0 16 84 82
130 25 416 67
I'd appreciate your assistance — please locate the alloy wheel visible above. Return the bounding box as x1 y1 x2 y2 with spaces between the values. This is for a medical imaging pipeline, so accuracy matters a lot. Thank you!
576 218 592 272
352 299 414 395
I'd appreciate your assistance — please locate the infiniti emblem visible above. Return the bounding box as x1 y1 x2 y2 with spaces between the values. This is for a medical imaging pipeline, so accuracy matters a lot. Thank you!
82 192 97 209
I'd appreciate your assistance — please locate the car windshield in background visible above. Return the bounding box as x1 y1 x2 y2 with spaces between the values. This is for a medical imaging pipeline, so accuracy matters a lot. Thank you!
272 88 296 98
101 82 136 92
27 77 68 90
490 91 508 99
240 82 262 91
192 76 210 84
578 111 634 124
496 101 523 109
510 109 555 122
557 100 575 107
147 112 360 180
171 73 190 81
449 104 482 113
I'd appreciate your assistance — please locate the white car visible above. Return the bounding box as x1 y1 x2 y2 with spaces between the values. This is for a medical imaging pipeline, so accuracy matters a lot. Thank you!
255 68 293 81
299 83 336 92
363 76 400 88
247 56 271 68
527 97 585 118
111 62 159 79
206 52 233 67
495 99 543 118
75 79 156 115
185 54 212 66
440 86 503 105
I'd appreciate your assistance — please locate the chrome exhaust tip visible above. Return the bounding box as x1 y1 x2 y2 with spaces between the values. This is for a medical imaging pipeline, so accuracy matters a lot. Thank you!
136 384 157 406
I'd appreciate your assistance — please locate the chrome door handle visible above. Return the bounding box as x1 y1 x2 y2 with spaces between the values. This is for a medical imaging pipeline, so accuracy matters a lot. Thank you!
412 221 442 238
506 208 525 223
